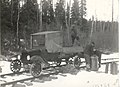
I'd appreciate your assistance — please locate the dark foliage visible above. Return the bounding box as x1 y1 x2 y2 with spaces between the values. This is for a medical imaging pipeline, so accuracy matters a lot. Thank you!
55 0 66 28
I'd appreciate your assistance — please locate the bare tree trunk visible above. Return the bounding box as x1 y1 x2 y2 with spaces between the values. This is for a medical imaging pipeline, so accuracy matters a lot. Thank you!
112 0 113 22
10 0 13 50
65 10 69 45
89 16 94 43
68 0 71 46
40 0 42 31
65 0 71 46
16 0 20 48
11 0 13 28
0 0 1 54
37 4 39 30
81 0 83 31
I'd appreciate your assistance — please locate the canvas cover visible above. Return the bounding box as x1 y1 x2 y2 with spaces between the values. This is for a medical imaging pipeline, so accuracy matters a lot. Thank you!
45 32 63 53
45 32 83 53
62 46 83 54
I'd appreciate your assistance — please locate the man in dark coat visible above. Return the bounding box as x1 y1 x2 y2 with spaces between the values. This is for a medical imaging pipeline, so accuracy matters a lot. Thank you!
71 26 77 45
84 42 95 71
94 49 102 68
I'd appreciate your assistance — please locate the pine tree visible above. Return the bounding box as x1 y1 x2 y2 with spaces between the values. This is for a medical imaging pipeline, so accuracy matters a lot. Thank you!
79 0 87 31
42 0 49 24
55 0 65 29
71 0 80 25
0 0 18 54
48 0 54 24
80 0 86 19
66 2 70 27
19 0 38 48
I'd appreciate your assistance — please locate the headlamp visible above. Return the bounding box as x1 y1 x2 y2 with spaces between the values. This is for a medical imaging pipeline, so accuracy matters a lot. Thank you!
27 55 30 60
18 55 21 60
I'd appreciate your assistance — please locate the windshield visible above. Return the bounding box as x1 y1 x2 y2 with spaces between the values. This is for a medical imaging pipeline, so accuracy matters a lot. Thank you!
32 35 45 49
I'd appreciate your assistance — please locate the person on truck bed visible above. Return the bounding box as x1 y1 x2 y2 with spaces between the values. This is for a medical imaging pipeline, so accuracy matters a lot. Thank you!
73 36 80 46
71 26 77 45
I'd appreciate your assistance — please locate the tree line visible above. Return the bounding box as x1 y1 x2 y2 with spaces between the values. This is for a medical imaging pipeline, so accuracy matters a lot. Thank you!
1 0 90 55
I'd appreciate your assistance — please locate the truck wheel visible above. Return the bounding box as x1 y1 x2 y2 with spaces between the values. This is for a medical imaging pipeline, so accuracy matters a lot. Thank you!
30 62 42 77
73 56 81 69
10 59 21 73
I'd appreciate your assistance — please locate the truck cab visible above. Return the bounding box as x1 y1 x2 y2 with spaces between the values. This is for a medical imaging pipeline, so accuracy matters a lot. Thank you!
30 31 63 53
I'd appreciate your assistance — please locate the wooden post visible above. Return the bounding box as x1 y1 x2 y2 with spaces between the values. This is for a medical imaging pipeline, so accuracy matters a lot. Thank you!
105 63 109 73
110 62 118 75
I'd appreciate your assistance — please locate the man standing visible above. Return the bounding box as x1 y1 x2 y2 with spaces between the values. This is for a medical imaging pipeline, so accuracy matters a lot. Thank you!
71 25 77 45
94 49 102 68
84 42 95 71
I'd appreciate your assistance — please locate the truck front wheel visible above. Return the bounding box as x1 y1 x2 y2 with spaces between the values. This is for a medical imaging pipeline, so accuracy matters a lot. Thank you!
30 62 42 77
10 59 21 73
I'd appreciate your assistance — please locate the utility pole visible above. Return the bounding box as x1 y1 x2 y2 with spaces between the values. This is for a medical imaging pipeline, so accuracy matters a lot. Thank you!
112 0 114 22
111 0 114 33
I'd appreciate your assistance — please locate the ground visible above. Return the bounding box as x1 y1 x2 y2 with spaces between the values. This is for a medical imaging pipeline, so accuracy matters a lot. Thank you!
0 53 119 87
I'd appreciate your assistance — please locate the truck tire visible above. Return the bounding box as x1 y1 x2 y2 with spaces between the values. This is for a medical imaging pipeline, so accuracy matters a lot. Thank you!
73 56 81 69
30 62 42 77
10 59 21 73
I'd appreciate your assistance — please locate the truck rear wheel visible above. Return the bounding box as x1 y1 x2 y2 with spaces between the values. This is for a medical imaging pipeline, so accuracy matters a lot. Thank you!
73 56 81 69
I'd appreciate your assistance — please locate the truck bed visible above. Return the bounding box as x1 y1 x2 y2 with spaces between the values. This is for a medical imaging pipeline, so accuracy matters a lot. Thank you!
62 46 83 54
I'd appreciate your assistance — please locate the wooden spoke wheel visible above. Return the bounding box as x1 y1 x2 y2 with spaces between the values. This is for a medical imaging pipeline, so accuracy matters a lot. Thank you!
73 56 81 69
10 59 21 73
30 62 42 77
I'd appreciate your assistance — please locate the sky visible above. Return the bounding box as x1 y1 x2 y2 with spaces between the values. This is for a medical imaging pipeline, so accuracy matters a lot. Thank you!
53 0 119 21
86 0 119 21
38 0 119 22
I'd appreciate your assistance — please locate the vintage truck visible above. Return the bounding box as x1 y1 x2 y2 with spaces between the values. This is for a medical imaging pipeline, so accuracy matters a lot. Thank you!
10 31 100 77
